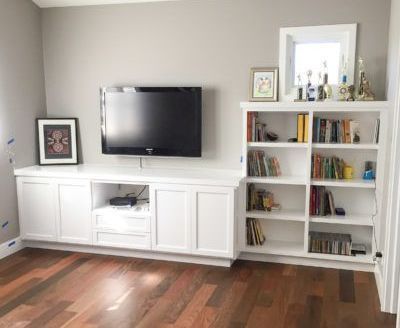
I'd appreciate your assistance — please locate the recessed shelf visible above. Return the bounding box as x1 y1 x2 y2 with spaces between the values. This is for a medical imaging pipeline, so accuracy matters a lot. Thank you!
246 176 307 185
248 142 308 149
311 178 375 189
312 143 379 150
243 240 304 257
246 210 305 222
307 251 373 264
309 215 373 226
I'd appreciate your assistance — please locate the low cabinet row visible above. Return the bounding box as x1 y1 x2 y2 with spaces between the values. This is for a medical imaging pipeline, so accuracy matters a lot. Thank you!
16 177 236 259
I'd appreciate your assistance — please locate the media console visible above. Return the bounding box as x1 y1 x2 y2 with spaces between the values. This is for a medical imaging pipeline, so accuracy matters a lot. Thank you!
14 165 242 267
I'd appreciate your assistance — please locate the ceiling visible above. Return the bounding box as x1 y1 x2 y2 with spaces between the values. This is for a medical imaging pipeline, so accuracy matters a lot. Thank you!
32 0 178 8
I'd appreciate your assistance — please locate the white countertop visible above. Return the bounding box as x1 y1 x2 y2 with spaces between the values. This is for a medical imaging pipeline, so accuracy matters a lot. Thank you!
14 165 243 187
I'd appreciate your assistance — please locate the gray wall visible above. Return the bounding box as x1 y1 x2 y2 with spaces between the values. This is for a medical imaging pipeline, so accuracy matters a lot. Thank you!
0 0 47 243
41 0 390 170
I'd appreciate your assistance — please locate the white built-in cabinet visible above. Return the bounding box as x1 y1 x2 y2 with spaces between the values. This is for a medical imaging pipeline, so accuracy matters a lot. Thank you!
151 184 234 258
16 172 237 261
17 177 92 244
17 177 58 241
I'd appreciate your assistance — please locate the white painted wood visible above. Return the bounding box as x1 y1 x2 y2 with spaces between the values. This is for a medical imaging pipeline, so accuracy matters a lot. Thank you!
150 184 191 254
191 186 234 258
17 177 57 242
14 165 242 188
248 142 308 149
0 237 24 261
24 240 233 267
246 176 307 185
309 215 374 226
246 210 305 222
32 0 179 8
311 178 375 189
93 230 151 250
56 179 92 245
312 143 379 150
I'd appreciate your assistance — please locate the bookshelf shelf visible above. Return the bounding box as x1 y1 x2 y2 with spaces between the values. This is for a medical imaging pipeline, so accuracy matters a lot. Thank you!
243 240 304 257
246 210 305 222
309 215 373 226
241 101 388 271
311 178 375 189
246 176 306 185
248 142 308 148
312 143 379 150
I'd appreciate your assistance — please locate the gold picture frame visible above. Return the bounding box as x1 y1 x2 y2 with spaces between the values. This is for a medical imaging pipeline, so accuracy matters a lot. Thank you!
249 67 279 102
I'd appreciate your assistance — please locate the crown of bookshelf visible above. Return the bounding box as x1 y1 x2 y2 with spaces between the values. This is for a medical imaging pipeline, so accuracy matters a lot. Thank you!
240 101 388 270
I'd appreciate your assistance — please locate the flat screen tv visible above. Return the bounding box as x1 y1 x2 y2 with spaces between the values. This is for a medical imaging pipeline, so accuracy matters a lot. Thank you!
101 87 202 157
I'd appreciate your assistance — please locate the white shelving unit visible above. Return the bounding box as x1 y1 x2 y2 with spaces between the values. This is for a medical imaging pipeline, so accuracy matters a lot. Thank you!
240 101 388 270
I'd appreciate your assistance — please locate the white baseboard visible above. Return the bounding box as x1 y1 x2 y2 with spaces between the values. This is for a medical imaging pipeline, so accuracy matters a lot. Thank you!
23 240 234 267
0 237 24 260
239 252 375 272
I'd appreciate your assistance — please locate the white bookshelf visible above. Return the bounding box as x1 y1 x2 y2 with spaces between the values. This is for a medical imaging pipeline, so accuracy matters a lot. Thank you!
240 101 388 270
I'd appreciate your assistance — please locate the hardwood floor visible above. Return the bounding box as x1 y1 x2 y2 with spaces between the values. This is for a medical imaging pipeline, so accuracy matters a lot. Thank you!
0 248 395 328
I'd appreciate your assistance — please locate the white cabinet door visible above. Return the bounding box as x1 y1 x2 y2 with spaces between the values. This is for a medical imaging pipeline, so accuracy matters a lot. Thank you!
55 179 92 245
191 186 235 258
150 184 191 254
17 177 57 241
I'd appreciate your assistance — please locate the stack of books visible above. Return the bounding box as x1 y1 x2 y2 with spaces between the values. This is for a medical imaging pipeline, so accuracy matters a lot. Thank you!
247 112 267 142
246 217 266 246
247 184 281 211
297 113 309 143
309 231 352 256
247 151 281 177
310 186 335 216
313 118 360 144
311 154 345 179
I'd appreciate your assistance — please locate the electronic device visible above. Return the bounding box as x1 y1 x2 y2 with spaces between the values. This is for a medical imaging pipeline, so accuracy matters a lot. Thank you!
110 196 137 207
351 243 367 255
101 87 202 157
335 208 346 216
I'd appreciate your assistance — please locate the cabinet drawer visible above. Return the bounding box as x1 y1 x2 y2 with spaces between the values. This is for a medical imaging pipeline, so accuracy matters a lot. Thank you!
93 230 151 250
93 213 150 233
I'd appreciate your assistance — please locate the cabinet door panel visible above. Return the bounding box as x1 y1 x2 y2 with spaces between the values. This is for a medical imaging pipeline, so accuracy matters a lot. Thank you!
56 180 92 244
151 184 191 253
192 186 234 258
17 177 57 241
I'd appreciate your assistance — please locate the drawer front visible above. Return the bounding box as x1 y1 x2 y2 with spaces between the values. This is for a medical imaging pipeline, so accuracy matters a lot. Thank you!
93 230 151 250
94 214 150 233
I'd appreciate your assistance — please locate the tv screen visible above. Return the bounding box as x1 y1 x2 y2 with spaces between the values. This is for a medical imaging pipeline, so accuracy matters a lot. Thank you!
101 87 202 157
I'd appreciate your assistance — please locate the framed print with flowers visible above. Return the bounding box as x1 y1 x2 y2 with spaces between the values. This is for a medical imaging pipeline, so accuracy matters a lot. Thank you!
249 67 279 102
37 118 78 165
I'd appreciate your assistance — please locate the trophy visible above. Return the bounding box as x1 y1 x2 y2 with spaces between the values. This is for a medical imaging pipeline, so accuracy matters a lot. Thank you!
295 74 305 102
357 57 375 101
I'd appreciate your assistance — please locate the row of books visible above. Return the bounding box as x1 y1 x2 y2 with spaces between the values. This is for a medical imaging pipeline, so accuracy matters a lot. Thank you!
247 184 281 211
246 217 266 246
309 231 352 256
312 118 360 144
297 113 309 143
247 112 268 142
310 186 335 216
311 154 345 179
248 151 282 177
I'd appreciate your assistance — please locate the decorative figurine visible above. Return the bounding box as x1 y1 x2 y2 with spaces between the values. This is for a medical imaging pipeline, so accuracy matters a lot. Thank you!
345 85 355 101
322 61 333 101
295 74 306 102
357 57 375 101
338 60 349 101
306 70 315 101
317 72 324 101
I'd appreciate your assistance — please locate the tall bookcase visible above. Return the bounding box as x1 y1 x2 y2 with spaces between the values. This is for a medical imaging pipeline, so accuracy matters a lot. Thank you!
239 101 388 271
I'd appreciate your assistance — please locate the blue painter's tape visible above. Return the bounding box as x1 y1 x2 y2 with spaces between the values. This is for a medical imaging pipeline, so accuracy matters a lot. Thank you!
2 221 9 228
7 138 15 145
8 241 16 247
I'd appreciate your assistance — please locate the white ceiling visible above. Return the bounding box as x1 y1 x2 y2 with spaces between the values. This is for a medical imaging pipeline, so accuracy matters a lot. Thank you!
32 0 179 8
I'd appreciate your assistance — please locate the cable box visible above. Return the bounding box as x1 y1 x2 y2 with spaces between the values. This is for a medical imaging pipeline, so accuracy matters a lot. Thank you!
109 196 137 207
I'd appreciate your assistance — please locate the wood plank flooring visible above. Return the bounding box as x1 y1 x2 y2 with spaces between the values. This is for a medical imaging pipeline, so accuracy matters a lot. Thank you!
0 248 395 328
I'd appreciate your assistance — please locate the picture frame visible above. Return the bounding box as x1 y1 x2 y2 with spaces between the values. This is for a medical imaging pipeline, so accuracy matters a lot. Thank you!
37 118 78 165
249 67 279 102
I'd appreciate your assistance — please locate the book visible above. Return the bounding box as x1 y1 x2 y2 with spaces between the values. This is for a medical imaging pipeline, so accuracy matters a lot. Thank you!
350 120 360 144
304 114 309 142
247 151 281 177
309 231 352 256
246 217 266 246
297 114 304 143
344 120 351 143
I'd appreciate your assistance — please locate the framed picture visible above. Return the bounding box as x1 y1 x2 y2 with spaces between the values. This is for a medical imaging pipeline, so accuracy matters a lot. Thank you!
249 67 279 102
37 118 78 165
